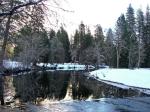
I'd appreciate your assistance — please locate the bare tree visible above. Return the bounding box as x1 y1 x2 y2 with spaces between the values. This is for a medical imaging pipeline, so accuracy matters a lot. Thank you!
16 31 49 66
0 0 46 105
0 0 46 68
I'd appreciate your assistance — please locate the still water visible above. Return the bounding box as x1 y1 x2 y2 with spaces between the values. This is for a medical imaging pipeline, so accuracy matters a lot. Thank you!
12 71 150 112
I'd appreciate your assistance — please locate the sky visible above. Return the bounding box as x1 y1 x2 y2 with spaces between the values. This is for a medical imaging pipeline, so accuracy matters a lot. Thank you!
46 0 150 36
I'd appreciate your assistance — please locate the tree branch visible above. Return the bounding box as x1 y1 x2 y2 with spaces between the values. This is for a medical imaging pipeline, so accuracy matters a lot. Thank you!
0 0 45 17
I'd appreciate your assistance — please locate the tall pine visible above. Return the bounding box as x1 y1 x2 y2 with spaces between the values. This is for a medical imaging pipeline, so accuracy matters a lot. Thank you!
105 28 115 67
115 14 128 68
136 9 145 68
143 6 150 67
126 4 138 68
94 24 105 65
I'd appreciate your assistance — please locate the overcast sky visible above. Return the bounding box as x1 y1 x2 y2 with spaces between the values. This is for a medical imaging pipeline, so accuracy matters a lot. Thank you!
47 0 150 36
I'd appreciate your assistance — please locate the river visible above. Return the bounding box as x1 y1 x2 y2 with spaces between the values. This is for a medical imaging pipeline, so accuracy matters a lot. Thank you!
2 70 150 112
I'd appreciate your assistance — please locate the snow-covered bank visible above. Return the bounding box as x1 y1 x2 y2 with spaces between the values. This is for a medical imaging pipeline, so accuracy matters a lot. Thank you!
2 60 95 71
90 69 150 93
3 60 24 69
3 60 30 69
37 63 95 71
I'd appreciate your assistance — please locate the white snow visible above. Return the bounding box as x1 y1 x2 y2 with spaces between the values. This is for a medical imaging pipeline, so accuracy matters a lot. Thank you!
37 63 95 71
3 60 24 69
90 68 150 89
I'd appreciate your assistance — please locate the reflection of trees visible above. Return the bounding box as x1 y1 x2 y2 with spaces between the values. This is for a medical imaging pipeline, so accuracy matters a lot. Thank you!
12 71 140 102
0 76 4 105
13 71 70 102
72 73 93 100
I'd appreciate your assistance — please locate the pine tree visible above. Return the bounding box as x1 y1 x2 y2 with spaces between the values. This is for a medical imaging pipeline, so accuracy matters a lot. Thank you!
50 37 65 63
82 27 93 49
79 22 86 50
114 14 129 68
78 22 86 63
79 27 94 64
72 30 80 62
49 29 56 39
72 23 94 64
105 28 115 67
126 4 138 68
94 24 105 66
136 8 145 68
115 16 123 68
57 27 71 62
143 6 150 67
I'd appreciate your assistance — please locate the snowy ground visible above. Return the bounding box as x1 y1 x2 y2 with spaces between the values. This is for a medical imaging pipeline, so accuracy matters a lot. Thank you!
90 68 150 94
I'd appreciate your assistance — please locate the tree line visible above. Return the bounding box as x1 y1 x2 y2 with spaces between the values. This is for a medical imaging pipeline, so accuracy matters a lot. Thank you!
1 3 150 69
71 4 150 68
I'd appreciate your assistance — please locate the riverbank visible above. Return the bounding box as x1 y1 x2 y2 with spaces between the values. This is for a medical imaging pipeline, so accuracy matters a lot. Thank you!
90 68 150 95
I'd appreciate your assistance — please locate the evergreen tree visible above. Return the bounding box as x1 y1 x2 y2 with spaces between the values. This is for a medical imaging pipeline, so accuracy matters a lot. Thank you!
136 8 145 68
79 22 86 50
50 37 65 63
73 30 80 47
126 4 138 68
82 27 93 49
72 23 94 64
77 22 86 63
79 27 94 64
72 30 80 62
115 15 125 68
115 14 129 68
57 27 71 62
105 28 115 67
94 24 105 66
44 29 56 63
143 6 150 67
49 29 56 39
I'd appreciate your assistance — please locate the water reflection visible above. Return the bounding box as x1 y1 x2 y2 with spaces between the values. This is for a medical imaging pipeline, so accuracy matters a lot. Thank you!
13 71 70 102
12 71 147 103
26 97 150 112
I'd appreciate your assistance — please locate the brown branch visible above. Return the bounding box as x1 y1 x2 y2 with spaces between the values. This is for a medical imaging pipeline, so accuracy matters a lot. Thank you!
0 0 45 17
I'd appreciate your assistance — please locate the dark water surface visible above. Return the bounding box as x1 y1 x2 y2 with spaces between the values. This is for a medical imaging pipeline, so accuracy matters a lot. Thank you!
26 97 150 112
12 71 150 112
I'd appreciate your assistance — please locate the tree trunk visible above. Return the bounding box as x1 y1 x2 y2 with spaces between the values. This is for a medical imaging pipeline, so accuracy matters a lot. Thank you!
137 36 141 68
95 44 101 68
0 15 11 105
128 48 131 68
0 15 11 68
116 48 120 68
0 76 4 105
